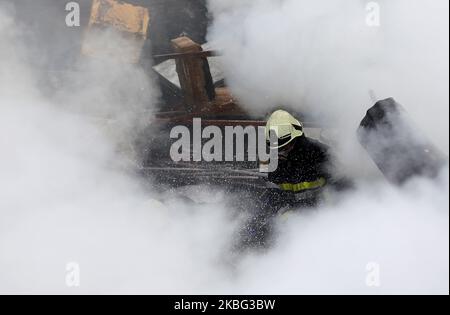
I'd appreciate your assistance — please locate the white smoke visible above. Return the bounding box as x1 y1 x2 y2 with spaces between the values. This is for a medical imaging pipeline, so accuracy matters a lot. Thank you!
0 2 234 294
0 0 448 295
229 172 449 295
207 0 450 294
207 0 449 173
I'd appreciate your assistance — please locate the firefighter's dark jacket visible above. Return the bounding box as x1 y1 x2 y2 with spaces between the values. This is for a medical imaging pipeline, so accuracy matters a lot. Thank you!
268 135 332 193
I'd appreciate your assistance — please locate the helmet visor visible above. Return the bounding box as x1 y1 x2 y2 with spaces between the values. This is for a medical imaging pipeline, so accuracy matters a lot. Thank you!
267 131 293 149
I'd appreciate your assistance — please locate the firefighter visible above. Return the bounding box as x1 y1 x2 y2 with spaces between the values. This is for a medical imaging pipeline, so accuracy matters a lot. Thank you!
239 110 334 250
265 110 333 210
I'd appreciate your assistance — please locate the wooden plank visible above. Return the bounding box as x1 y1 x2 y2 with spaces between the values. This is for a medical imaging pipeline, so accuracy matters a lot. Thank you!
89 0 150 36
82 0 150 63
171 37 215 112
153 50 221 63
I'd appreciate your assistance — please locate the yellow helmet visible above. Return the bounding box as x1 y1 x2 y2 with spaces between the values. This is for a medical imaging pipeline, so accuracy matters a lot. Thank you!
265 110 304 149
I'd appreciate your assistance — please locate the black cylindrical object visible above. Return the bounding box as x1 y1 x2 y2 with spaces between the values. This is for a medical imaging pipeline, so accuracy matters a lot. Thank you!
357 98 447 185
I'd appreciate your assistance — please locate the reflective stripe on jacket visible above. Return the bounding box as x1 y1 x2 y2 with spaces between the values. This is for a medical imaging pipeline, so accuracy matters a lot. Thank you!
278 177 327 193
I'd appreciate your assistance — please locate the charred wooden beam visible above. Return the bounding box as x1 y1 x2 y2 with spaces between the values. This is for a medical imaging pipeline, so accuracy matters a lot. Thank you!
153 50 221 63
171 37 216 112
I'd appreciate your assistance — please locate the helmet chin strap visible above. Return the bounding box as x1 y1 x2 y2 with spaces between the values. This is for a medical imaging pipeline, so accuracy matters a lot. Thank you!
278 140 296 159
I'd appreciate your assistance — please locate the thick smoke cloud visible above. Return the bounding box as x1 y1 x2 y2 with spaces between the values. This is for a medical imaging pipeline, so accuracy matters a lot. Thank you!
0 0 448 294
229 172 449 295
206 0 449 294
0 2 235 294
207 0 449 158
